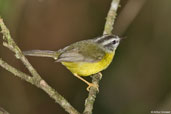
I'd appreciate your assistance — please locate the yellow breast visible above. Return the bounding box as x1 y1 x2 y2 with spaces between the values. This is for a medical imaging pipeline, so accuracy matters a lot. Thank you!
61 52 115 76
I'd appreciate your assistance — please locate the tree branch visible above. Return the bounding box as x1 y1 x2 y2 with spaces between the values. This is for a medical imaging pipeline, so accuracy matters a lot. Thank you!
83 0 121 114
0 18 79 114
83 74 102 114
103 0 120 35
0 58 33 84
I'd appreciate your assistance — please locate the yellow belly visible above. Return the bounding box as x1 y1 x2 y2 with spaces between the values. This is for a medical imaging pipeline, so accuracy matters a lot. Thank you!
61 52 114 76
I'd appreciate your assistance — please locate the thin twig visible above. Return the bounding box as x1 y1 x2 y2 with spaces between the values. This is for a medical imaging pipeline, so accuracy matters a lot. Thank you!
83 0 121 114
103 0 120 35
0 58 33 84
0 18 40 78
0 18 79 114
83 74 101 114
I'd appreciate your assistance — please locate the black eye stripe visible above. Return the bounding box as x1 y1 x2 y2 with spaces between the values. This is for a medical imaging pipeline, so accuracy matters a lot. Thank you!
104 40 119 47
96 35 116 44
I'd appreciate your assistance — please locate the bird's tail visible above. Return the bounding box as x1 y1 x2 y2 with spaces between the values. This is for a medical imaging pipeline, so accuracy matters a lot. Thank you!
23 50 60 60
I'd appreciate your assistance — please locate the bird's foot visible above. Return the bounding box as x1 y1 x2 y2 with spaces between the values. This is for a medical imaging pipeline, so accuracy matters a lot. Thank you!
86 82 99 92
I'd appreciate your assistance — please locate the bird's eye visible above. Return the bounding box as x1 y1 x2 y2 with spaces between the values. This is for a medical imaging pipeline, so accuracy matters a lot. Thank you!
112 40 116 44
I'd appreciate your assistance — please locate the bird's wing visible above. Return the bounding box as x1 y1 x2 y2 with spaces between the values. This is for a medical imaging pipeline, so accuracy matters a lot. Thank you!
56 41 105 63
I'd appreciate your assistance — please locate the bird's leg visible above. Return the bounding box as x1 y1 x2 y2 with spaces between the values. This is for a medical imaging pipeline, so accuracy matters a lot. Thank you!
73 73 99 91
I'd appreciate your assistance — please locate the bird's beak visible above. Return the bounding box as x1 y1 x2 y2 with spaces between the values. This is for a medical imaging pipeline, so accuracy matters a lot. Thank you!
119 36 127 41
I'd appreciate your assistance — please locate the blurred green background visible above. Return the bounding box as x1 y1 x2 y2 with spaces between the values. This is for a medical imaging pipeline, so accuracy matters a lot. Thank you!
0 0 171 114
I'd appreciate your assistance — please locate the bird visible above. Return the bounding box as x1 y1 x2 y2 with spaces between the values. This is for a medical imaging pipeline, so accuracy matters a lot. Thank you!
23 34 122 91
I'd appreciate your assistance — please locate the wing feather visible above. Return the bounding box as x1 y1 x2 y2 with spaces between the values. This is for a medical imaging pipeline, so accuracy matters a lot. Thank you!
56 40 105 63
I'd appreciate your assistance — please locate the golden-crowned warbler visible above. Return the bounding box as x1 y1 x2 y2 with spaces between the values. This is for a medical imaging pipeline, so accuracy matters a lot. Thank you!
23 34 122 91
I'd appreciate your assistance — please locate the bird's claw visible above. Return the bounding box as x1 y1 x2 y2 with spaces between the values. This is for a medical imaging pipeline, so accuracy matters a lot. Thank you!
86 83 99 92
